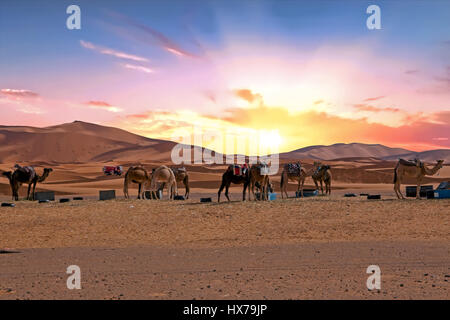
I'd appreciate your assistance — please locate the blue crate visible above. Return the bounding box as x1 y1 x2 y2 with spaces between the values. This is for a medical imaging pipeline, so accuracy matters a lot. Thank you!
268 193 277 201
434 189 450 199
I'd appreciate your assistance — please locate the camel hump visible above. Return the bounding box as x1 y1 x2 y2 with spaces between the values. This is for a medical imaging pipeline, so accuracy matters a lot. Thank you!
398 158 421 167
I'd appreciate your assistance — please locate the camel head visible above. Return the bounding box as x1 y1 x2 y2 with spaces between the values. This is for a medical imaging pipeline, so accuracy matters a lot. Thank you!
437 160 444 167
37 168 53 182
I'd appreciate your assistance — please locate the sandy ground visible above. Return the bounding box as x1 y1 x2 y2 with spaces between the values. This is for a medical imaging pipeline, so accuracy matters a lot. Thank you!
0 197 449 299
0 160 449 299
1 241 449 300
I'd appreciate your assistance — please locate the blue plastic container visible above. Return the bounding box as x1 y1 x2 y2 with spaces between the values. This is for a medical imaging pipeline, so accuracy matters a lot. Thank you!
434 189 450 199
268 193 277 201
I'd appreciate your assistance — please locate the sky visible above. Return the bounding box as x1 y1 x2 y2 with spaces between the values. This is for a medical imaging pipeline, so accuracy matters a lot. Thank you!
0 0 449 154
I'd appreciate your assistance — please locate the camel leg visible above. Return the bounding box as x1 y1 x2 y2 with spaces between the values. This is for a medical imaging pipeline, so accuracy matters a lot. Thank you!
396 179 405 199
32 181 37 201
300 177 305 198
251 181 257 201
225 184 231 202
137 183 142 199
416 179 422 200
184 176 189 199
243 182 248 201
264 178 269 200
281 173 287 199
320 180 324 195
27 183 32 200
218 181 225 202
394 181 400 199
296 178 302 199
313 179 319 192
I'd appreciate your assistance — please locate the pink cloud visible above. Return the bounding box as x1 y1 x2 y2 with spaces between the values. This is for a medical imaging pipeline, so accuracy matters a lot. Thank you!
1 89 40 98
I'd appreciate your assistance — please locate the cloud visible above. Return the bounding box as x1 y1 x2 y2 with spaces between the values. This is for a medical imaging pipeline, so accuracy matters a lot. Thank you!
109 12 199 58
80 40 149 62
234 89 264 106
17 106 45 114
363 96 385 102
353 104 400 113
123 63 153 73
85 101 123 113
1 89 39 98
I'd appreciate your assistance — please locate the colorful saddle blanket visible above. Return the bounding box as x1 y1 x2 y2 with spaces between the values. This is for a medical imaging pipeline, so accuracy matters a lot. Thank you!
232 164 248 176
285 163 301 175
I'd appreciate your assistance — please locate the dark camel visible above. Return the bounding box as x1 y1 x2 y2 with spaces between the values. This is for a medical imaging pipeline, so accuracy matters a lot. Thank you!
2 165 53 201
218 165 250 202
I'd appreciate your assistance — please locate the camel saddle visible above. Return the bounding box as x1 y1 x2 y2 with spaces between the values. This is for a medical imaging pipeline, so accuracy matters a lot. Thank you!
14 164 36 180
285 163 301 175
232 164 248 176
171 167 186 174
399 158 423 167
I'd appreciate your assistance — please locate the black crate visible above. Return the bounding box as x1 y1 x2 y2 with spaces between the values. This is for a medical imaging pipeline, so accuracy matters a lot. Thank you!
99 190 116 201
406 185 434 198
34 191 55 201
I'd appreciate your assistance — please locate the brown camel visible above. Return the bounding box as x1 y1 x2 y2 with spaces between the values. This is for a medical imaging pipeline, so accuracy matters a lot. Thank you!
218 164 249 202
393 159 444 199
123 166 150 199
2 165 53 201
312 162 332 195
249 163 270 201
171 167 190 199
280 163 314 199
147 165 178 200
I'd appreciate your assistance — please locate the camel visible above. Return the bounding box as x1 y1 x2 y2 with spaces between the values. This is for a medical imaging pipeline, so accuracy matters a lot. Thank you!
312 162 332 195
123 166 150 199
393 159 444 199
280 163 313 199
249 163 270 201
218 164 250 202
2 165 53 201
171 167 190 199
147 165 178 200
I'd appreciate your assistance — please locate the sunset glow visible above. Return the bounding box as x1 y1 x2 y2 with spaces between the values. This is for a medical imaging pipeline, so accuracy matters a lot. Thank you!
1 0 449 153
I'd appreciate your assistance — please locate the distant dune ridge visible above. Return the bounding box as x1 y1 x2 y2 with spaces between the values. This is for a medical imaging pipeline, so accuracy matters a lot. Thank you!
0 121 448 163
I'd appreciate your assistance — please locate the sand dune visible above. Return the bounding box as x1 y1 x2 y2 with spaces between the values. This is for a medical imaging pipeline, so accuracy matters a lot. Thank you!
1 121 448 163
